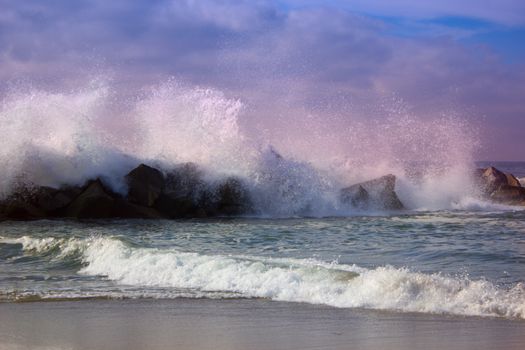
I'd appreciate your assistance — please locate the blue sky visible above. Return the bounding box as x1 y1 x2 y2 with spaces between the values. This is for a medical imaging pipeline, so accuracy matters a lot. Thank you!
0 0 524 159
282 0 525 61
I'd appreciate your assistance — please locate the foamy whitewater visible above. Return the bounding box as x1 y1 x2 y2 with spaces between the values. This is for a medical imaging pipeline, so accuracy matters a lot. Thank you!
1 80 524 320
1 213 525 319
0 78 488 214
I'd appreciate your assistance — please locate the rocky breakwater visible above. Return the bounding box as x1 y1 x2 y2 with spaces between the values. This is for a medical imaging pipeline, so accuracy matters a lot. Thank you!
0 163 253 221
476 166 525 206
2 163 523 221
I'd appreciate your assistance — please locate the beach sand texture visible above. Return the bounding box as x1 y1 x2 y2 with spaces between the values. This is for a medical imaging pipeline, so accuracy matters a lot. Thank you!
1 299 524 350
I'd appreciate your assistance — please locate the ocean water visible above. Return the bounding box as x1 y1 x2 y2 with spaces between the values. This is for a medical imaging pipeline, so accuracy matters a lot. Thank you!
1 208 525 319
1 80 524 321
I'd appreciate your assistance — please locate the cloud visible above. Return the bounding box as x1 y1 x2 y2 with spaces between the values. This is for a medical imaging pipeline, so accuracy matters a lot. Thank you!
284 0 525 26
0 0 524 159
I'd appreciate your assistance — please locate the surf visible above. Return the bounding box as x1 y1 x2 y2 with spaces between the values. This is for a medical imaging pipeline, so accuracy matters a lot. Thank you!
2 235 524 319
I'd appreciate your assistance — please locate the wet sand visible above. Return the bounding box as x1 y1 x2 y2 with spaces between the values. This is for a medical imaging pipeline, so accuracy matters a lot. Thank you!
1 298 524 350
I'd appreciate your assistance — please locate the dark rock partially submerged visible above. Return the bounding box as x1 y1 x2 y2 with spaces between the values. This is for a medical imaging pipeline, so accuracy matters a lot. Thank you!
340 184 369 209
479 167 509 194
489 185 525 205
34 186 83 213
154 163 206 218
0 183 82 220
206 177 253 216
62 178 163 219
64 180 115 219
112 199 164 219
505 173 521 188
0 200 45 220
340 174 404 210
125 164 164 207
477 166 525 206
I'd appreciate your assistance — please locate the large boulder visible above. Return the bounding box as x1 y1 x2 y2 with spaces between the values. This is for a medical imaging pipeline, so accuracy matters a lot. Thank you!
340 174 404 210
33 186 82 213
506 173 521 188
340 185 369 209
490 185 525 206
64 180 116 219
213 177 253 216
0 200 45 220
480 166 509 194
112 199 164 219
191 177 253 217
163 163 204 199
477 166 525 205
154 163 206 218
155 163 252 217
125 164 165 207
63 179 164 219
0 184 82 220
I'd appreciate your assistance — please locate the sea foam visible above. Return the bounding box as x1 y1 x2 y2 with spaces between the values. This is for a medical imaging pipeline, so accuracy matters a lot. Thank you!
4 235 524 319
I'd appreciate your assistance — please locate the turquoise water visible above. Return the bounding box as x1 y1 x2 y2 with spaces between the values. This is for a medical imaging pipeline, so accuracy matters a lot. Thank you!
1 209 525 319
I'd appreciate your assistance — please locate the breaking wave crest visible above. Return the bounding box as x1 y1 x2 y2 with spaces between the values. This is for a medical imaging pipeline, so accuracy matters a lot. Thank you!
0 78 490 215
2 235 524 319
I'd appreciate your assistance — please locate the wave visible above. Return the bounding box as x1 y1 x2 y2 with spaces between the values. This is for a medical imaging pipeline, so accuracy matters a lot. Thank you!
0 78 488 215
2 235 524 319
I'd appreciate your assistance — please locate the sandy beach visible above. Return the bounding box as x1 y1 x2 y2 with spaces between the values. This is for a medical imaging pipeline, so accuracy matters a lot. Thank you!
1 298 524 350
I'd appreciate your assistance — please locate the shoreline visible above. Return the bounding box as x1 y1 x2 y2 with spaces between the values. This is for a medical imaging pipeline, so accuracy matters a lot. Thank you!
1 298 524 350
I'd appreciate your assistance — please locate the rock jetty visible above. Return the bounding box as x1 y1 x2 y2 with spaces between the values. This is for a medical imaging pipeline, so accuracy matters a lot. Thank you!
1 164 524 221
0 163 252 220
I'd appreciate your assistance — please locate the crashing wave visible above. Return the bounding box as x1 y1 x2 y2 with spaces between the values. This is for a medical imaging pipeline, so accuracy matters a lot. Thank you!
2 235 524 319
0 79 491 216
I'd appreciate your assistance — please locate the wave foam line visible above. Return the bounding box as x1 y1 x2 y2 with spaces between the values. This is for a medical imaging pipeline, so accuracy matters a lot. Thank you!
2 235 525 319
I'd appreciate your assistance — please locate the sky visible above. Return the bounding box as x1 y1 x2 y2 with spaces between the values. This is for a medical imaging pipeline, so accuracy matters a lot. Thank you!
0 0 524 160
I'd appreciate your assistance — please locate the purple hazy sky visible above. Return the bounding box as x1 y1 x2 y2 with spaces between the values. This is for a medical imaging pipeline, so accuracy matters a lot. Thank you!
1 0 524 160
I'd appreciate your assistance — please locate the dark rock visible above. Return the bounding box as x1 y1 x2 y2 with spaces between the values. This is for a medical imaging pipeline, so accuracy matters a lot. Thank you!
158 168 252 217
33 186 83 214
480 166 508 194
125 164 164 207
490 185 525 205
0 183 82 220
62 179 164 219
476 166 525 205
195 177 253 217
159 197 208 219
155 194 197 218
112 199 164 219
0 200 45 220
164 163 204 198
214 177 253 216
64 180 115 219
506 173 521 187
340 185 369 209
154 163 205 218
340 174 404 210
